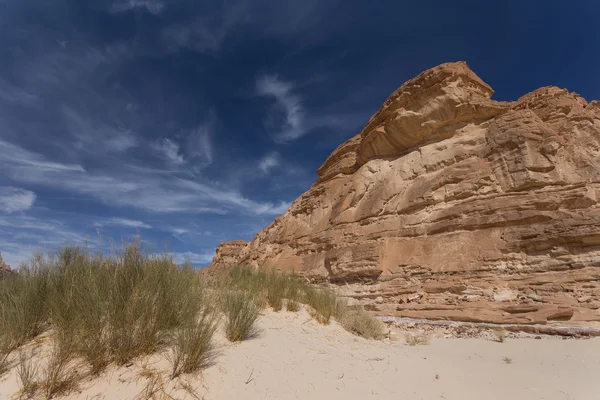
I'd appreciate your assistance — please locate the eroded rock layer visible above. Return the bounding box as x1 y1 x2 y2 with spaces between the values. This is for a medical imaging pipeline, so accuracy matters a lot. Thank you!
209 62 600 325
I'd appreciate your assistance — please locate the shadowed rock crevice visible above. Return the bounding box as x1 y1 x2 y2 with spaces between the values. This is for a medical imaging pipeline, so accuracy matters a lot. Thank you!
206 61 600 326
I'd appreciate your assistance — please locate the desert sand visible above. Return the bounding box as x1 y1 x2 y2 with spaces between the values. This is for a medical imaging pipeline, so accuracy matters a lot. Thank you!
1 306 598 400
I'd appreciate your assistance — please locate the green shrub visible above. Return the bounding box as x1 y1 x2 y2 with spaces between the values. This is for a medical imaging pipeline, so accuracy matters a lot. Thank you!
0 242 215 388
304 287 339 324
170 309 220 378
223 290 261 342
266 270 287 311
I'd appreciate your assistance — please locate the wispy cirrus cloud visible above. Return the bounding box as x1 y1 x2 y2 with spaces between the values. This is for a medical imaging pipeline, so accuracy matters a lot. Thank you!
0 138 289 216
0 187 37 213
160 1 248 53
95 217 152 229
186 120 213 169
0 139 85 173
154 138 185 165
0 214 89 267
63 106 139 154
110 0 165 14
256 74 305 142
258 152 281 174
172 251 215 266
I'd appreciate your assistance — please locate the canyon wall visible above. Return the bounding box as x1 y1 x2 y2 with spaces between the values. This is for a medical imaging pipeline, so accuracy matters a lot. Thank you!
208 62 600 325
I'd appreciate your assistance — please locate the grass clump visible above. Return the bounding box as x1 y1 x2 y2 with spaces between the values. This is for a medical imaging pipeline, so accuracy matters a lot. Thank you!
304 287 340 324
286 299 300 312
170 309 220 378
0 338 12 377
222 290 261 342
492 328 507 343
405 332 431 346
338 308 386 340
215 265 383 340
17 349 39 396
0 242 218 395
265 270 287 312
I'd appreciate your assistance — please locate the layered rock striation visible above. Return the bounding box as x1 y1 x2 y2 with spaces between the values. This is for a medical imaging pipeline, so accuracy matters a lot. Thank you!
208 62 600 325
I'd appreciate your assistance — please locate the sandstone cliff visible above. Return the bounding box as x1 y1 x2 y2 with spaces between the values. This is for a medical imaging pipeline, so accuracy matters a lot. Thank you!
208 62 600 325
0 252 13 279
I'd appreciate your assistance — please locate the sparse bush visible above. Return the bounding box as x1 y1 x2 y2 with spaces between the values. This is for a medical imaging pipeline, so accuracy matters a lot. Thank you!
0 242 216 390
405 332 430 346
339 308 385 340
492 328 507 343
286 299 300 312
0 260 51 350
223 290 261 342
0 342 11 377
170 309 219 378
502 356 513 364
216 265 384 339
17 349 39 396
42 339 77 400
266 270 287 311
305 287 339 324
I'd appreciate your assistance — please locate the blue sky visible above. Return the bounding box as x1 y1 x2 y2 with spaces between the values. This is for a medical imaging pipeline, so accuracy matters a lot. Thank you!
1 0 599 267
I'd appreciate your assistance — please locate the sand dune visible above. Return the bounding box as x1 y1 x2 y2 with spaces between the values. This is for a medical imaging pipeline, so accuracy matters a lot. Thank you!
1 306 598 400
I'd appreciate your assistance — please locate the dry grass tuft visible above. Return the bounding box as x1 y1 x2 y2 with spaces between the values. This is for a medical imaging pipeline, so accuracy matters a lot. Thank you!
0 339 12 377
42 341 78 399
17 348 39 397
265 270 287 312
286 299 300 312
338 308 386 340
222 290 261 342
170 309 220 378
304 287 339 325
492 328 507 343
214 265 383 340
0 242 218 394
405 332 431 346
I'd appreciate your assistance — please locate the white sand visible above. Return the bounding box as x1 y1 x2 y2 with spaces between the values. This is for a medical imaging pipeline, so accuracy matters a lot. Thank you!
1 306 598 400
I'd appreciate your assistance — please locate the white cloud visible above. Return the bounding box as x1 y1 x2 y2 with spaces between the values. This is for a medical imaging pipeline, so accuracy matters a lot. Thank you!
256 74 305 142
111 0 165 14
95 217 152 229
0 139 85 173
154 138 185 165
63 106 139 154
168 227 189 236
0 187 36 213
0 139 289 216
172 251 215 266
186 122 213 168
258 152 280 174
0 215 90 267
160 3 248 53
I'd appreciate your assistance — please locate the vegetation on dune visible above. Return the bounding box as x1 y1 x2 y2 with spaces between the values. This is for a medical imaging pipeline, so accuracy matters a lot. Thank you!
215 264 385 339
0 244 385 398
0 243 215 397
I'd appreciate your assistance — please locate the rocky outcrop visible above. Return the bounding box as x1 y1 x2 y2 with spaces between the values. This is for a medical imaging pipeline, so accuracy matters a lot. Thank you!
0 252 13 279
204 240 250 277
210 62 600 326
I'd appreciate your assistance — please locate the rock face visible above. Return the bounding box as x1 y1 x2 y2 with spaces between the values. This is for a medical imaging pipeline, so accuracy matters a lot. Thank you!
209 62 600 325
205 240 250 277
0 252 13 279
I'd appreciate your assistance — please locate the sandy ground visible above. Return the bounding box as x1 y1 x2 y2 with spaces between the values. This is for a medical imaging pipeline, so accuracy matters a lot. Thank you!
1 306 599 400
